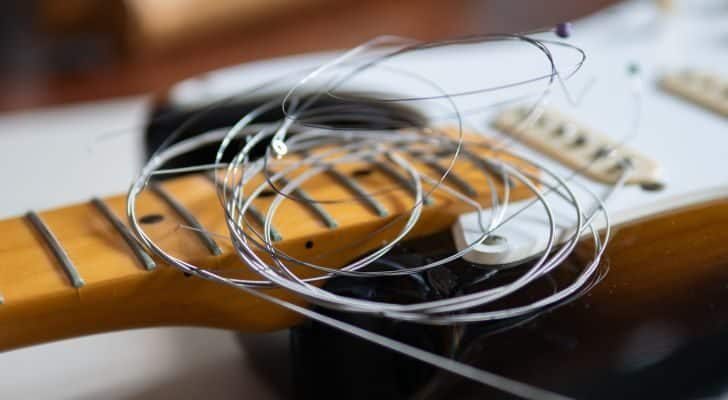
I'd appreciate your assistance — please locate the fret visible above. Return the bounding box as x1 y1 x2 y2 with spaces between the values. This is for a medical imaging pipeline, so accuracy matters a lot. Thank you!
324 168 389 217
239 197 284 241
0 134 538 351
149 182 223 256
202 173 283 241
298 149 389 218
406 150 477 197
278 177 338 229
366 157 434 205
91 198 156 271
459 148 515 188
25 211 85 289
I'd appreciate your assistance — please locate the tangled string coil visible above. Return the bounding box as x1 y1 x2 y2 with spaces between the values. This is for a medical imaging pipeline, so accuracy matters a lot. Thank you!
127 35 630 325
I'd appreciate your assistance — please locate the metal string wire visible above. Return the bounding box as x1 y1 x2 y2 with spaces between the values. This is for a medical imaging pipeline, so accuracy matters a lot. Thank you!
124 31 639 399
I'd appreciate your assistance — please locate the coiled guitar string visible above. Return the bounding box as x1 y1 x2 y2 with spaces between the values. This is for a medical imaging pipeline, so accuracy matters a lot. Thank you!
126 30 638 399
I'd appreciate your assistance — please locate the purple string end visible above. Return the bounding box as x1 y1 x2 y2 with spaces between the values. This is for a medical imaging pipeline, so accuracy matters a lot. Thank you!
555 22 572 38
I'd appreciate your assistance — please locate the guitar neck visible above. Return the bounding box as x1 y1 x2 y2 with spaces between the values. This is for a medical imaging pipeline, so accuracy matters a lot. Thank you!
0 175 261 350
0 144 535 351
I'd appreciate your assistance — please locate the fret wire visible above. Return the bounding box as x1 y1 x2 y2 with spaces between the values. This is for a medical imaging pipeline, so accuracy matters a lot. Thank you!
26 211 85 289
324 168 389 217
406 150 477 197
241 198 284 242
149 182 223 256
459 148 515 188
91 198 157 271
298 149 389 217
278 177 338 229
203 173 283 241
366 157 434 205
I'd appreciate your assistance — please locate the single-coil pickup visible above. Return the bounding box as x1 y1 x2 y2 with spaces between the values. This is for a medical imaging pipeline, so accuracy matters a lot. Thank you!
493 107 661 186
660 70 728 117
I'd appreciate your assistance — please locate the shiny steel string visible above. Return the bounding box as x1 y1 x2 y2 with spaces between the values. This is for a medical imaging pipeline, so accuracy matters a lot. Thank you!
125 31 635 399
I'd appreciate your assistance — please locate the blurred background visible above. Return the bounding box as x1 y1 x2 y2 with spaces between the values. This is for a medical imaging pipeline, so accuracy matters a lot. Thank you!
0 0 619 112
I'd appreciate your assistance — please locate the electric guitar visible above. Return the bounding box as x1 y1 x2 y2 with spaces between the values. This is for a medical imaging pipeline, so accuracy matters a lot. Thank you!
1 1 727 398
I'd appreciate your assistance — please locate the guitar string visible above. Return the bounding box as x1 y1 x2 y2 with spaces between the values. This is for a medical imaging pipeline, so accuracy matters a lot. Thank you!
132 28 604 390
128 137 584 400
125 29 640 399
217 32 571 274
136 31 632 288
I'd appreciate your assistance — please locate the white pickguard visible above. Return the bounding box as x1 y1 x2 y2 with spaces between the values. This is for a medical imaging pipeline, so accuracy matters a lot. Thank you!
173 1 728 267
166 1 728 228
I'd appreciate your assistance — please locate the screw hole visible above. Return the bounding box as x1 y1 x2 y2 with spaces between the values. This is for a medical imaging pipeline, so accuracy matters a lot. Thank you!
483 235 507 246
139 214 164 224
305 240 314 249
